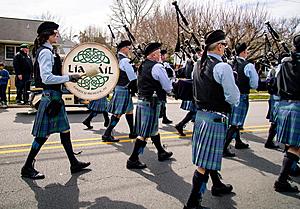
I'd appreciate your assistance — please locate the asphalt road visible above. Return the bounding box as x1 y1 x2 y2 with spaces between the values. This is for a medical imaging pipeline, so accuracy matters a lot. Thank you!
0 101 299 209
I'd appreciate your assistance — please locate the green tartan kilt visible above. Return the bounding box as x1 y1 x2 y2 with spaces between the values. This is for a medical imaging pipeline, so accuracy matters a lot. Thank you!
32 90 70 138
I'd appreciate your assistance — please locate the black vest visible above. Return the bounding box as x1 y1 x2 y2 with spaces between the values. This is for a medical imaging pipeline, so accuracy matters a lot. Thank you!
277 55 300 100
233 57 250 94
34 46 62 91
193 56 231 113
138 59 165 101
116 53 130 86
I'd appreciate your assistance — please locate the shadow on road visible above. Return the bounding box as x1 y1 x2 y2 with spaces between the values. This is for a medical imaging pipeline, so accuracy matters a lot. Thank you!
86 197 147 209
22 169 92 209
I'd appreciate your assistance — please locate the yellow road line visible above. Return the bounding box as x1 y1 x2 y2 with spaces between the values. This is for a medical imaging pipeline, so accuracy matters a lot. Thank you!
0 126 270 155
0 134 193 155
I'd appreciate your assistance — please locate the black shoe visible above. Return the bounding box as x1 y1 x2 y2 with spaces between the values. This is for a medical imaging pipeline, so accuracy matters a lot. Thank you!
211 184 233 196
238 126 244 130
129 133 138 139
223 149 236 157
126 159 147 169
21 166 45 179
235 141 249 149
82 120 93 129
175 124 186 136
264 142 279 149
102 135 120 142
158 151 173 161
162 118 173 124
70 161 91 174
274 180 299 192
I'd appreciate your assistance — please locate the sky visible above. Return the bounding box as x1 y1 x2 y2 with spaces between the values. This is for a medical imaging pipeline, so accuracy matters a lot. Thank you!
1 0 300 36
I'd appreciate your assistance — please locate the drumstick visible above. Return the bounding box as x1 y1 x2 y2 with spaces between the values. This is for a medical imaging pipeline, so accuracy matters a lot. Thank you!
80 67 100 77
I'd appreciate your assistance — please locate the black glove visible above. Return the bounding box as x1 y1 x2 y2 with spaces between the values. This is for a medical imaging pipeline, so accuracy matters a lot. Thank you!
69 74 81 82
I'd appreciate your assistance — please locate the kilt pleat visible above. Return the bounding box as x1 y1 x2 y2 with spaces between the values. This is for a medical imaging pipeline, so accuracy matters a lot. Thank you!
134 100 161 138
88 97 108 112
107 86 133 115
266 95 280 123
192 110 227 170
276 101 300 147
230 94 249 126
180 100 197 112
32 90 70 138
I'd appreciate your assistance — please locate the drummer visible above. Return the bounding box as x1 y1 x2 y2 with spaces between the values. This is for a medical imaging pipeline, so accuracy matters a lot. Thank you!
102 40 137 142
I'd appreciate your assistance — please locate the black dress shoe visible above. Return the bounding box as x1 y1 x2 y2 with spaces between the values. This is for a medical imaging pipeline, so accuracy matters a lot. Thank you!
175 124 186 136
223 149 236 157
71 161 91 174
102 135 120 142
21 166 45 179
264 142 279 149
162 118 173 124
126 159 147 169
129 133 138 139
211 184 233 196
274 180 299 192
235 141 249 149
158 151 173 161
82 120 93 129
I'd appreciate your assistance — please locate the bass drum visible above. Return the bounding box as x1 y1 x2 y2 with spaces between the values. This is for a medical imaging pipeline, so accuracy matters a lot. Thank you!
62 43 119 100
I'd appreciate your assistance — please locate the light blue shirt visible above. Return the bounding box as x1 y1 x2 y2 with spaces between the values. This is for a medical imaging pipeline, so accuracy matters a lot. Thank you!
38 42 69 84
238 56 259 89
208 53 240 106
118 52 137 81
151 63 173 93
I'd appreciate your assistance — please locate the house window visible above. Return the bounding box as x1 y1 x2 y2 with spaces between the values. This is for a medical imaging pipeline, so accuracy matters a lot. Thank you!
5 45 20 60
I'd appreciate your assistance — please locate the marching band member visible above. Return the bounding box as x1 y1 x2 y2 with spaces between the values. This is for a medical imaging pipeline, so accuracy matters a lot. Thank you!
159 49 174 124
126 42 173 169
21 21 90 179
184 30 240 209
82 97 110 129
274 34 300 192
102 40 137 142
223 42 259 157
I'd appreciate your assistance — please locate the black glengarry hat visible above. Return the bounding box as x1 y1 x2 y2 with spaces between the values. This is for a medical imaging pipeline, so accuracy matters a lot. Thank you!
204 30 226 46
143 42 162 56
293 34 300 49
235 42 247 55
117 40 132 51
37 21 59 35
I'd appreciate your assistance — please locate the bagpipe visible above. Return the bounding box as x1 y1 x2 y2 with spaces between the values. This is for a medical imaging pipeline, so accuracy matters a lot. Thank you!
172 1 202 70
107 24 143 95
171 1 201 101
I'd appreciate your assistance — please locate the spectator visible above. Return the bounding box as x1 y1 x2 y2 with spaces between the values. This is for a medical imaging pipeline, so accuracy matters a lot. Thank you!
0 62 9 108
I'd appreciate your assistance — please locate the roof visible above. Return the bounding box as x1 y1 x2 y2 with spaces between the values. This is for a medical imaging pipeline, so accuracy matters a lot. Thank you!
0 17 44 44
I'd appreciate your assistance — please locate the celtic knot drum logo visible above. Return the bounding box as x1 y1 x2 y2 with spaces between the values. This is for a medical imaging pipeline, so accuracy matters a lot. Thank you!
62 43 119 100
77 75 109 90
73 48 110 64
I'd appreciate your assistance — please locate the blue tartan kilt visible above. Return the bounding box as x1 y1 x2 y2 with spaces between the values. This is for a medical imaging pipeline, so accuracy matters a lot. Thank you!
88 97 108 112
180 100 197 112
276 101 300 147
134 100 161 138
192 110 228 171
230 94 249 126
32 90 70 138
107 86 133 115
266 95 280 123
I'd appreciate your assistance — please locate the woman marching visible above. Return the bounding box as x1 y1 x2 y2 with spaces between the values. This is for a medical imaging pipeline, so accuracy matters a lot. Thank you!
21 21 90 179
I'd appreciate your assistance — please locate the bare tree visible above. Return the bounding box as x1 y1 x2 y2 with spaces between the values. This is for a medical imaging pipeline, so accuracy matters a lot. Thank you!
79 26 109 46
110 0 158 37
